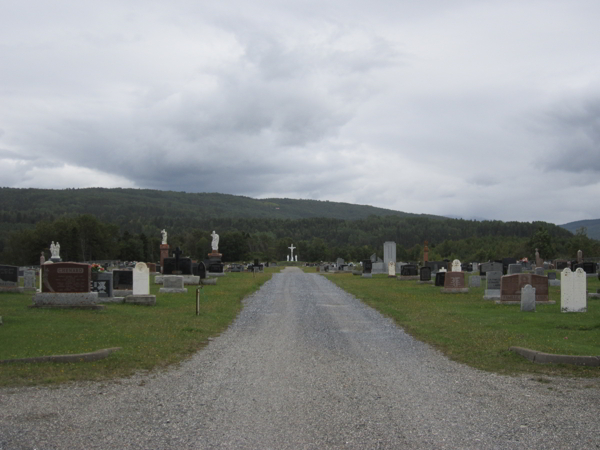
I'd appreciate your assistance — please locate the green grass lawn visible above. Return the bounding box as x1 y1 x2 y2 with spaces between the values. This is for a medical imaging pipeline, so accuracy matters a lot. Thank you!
0 269 277 387
325 271 600 378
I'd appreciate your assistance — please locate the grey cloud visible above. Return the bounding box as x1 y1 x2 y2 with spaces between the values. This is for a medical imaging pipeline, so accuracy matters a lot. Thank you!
541 98 600 173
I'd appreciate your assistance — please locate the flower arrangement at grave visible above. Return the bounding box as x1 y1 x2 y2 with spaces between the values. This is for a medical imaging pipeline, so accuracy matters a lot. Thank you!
90 264 105 273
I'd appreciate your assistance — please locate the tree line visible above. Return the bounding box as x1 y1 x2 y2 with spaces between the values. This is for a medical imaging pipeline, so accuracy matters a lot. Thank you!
1 213 598 266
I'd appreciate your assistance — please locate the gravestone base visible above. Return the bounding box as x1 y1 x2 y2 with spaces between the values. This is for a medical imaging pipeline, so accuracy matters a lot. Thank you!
396 275 419 281
124 294 156 306
586 273 597 278
201 278 217 285
352 270 362 276
31 292 99 308
587 293 600 299
113 289 133 297
417 280 434 284
0 286 24 294
207 272 226 277
440 288 469 294
98 297 126 304
483 289 501 300
362 273 372 278
495 300 556 305
549 280 561 287
159 287 188 293
155 275 200 285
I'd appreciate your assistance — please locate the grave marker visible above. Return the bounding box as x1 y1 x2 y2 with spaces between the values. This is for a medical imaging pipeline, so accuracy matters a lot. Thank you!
499 274 550 303
521 285 536 312
484 271 502 300
561 268 587 312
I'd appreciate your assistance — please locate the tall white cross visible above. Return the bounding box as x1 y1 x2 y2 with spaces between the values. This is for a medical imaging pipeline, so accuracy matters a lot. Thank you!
288 244 296 260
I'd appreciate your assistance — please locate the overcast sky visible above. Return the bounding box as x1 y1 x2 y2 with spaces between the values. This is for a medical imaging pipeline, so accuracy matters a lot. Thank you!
1 1 599 225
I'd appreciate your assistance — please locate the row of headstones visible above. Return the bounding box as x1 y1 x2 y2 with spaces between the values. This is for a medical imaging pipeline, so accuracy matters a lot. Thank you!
32 262 152 296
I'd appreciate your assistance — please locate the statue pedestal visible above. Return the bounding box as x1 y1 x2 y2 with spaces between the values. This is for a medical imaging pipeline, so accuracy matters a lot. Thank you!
208 252 224 274
160 244 170 273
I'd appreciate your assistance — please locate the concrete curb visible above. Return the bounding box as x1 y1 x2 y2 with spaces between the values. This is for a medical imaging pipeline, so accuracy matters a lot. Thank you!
510 346 600 366
0 347 121 364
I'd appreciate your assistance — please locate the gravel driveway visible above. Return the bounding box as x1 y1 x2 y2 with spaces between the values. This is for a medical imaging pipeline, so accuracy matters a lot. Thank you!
1 267 599 449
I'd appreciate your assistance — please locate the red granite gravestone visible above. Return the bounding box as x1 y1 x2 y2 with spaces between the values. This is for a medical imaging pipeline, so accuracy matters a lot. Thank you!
42 262 91 293
500 273 548 302
147 263 157 273
443 272 466 289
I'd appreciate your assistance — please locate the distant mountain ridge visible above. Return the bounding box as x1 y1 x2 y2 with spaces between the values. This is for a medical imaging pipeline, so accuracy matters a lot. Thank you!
559 219 600 240
0 187 443 223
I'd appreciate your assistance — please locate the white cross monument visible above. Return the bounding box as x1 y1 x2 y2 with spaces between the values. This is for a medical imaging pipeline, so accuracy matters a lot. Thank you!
288 244 296 262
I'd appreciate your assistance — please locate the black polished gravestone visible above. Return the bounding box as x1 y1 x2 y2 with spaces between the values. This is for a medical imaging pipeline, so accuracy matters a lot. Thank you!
582 262 596 274
0 264 19 287
435 271 446 286
163 257 193 275
401 264 418 276
461 263 473 272
502 258 517 275
419 266 432 281
362 260 373 274
113 270 133 290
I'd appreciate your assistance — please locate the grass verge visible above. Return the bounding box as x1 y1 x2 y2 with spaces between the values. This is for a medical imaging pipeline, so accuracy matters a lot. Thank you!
0 269 277 387
325 272 600 378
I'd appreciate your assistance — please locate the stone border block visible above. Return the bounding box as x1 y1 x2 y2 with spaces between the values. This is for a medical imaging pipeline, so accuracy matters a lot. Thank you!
510 346 600 366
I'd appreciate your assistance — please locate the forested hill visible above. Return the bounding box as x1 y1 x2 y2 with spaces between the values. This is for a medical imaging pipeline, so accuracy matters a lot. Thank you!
560 219 600 240
0 187 442 224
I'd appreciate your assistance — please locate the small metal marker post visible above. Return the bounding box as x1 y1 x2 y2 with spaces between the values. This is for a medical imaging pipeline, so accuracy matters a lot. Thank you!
195 286 203 316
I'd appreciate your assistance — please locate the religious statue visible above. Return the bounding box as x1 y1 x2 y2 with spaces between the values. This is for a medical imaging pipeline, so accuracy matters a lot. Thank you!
211 230 219 251
161 229 168 245
50 241 60 259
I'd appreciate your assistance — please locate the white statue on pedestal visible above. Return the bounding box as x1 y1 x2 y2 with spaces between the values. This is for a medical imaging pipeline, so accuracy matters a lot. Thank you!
287 255 290 261
295 255 298 262
211 230 219 251
161 229 168 245
50 241 60 259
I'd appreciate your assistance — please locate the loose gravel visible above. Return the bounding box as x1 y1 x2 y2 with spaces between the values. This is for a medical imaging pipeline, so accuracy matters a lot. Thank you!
1 267 599 449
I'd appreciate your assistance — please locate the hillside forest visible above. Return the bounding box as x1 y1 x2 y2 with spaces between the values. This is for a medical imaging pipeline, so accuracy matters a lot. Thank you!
2 212 598 267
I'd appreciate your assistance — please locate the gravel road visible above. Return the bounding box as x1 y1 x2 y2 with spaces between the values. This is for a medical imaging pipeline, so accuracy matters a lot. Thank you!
2 267 599 449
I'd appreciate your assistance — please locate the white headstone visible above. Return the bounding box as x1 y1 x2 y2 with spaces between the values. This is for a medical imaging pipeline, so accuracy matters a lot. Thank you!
521 284 536 312
295 255 298 262
451 259 461 272
287 255 290 262
133 262 150 296
383 241 396 268
388 261 396 277
561 268 587 312
439 267 447 273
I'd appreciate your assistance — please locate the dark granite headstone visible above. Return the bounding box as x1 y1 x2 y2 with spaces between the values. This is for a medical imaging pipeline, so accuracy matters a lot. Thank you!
163 257 192 275
582 262 596 274
0 264 19 287
502 258 517 275
555 260 568 270
113 270 133 290
547 272 556 280
435 272 446 286
198 261 207 279
401 264 418 276
500 273 548 302
42 262 91 293
461 263 473 272
363 260 372 274
91 272 113 297
419 266 432 281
